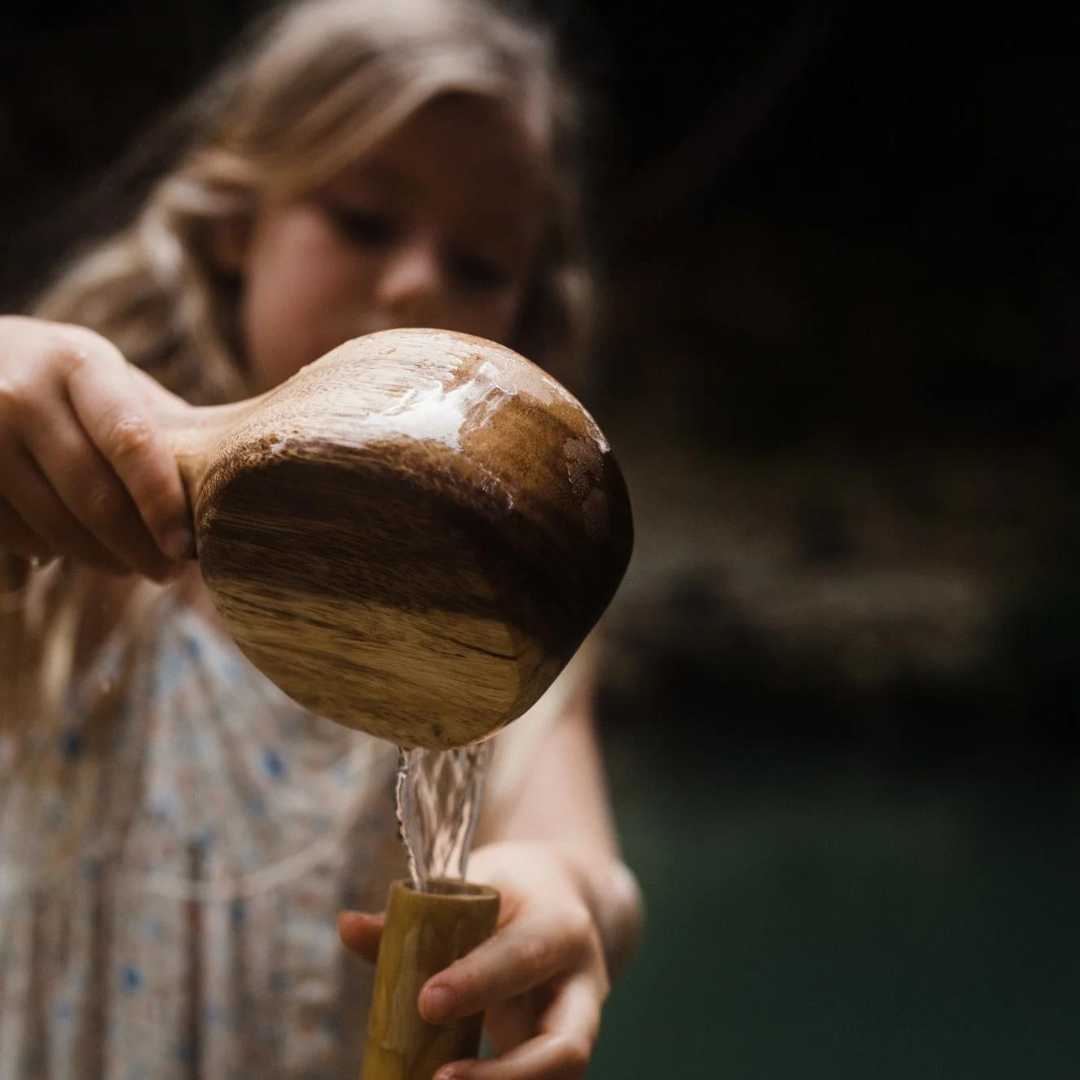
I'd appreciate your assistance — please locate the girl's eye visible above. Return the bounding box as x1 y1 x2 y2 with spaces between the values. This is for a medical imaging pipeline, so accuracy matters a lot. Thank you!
325 205 399 247
448 250 512 290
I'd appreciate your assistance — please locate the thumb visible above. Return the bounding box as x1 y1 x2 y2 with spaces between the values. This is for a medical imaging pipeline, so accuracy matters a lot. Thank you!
337 910 385 964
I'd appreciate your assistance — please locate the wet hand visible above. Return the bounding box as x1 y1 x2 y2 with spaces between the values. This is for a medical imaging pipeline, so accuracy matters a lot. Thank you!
338 841 616 1080
0 316 194 580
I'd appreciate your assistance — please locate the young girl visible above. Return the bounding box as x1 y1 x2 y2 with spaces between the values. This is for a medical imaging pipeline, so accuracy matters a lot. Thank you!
0 0 642 1077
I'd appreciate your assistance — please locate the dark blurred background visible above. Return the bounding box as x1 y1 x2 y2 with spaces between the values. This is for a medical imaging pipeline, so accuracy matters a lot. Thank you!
4 1 1080 1075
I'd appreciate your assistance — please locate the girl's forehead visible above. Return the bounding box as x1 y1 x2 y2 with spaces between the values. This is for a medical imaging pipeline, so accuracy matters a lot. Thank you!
331 97 549 225
356 97 544 181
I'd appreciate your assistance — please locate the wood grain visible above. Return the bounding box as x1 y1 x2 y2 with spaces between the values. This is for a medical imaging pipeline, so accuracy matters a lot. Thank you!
169 328 633 749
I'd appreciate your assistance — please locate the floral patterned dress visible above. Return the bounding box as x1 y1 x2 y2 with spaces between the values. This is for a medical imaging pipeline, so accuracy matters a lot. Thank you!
0 582 408 1079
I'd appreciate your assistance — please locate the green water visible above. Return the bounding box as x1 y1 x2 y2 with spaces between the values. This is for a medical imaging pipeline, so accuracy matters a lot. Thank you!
592 750 1080 1079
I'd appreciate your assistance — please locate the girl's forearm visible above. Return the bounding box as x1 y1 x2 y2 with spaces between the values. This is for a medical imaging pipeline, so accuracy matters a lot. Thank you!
476 693 644 981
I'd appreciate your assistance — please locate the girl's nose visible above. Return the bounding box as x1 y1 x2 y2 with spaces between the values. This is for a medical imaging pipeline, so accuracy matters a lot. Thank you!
376 239 444 323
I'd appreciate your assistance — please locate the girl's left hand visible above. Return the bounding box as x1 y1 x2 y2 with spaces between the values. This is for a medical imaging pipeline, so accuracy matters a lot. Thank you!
338 840 615 1080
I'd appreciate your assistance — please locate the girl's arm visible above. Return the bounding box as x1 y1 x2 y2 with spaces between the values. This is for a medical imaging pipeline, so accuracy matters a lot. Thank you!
0 317 194 721
339 649 644 1080
471 653 643 981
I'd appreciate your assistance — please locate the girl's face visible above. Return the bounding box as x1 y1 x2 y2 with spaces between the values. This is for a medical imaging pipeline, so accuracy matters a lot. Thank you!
233 95 549 392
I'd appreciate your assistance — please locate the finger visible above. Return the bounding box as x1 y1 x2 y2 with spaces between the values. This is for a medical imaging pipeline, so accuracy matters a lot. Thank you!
420 912 588 1024
126 361 193 415
483 997 537 1058
434 1037 589 1080
537 972 603 1048
0 495 54 561
24 400 178 581
66 355 193 562
1 448 128 573
435 977 600 1080
337 911 385 964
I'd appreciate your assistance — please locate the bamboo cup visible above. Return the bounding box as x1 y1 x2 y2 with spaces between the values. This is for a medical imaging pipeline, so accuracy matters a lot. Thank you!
361 878 500 1080
165 327 633 751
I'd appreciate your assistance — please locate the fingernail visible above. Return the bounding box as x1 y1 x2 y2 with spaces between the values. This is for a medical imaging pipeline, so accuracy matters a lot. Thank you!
164 526 194 561
422 986 456 1023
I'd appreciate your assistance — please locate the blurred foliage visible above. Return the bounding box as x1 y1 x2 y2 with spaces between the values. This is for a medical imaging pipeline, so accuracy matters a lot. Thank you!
590 745 1080 1079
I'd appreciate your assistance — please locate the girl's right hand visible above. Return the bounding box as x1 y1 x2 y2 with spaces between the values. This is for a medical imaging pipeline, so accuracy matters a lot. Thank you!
0 316 194 582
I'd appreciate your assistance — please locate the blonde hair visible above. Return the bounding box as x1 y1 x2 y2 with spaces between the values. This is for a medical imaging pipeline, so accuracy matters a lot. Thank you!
35 0 593 401
3 0 594 751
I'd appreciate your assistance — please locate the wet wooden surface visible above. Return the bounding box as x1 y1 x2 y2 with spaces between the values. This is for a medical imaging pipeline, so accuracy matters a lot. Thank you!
170 328 633 749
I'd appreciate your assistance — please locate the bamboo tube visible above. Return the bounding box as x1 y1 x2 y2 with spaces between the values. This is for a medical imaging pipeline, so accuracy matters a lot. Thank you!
361 878 500 1080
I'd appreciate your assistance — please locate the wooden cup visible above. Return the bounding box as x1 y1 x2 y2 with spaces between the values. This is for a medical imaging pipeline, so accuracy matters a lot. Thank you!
167 327 633 750
361 878 501 1080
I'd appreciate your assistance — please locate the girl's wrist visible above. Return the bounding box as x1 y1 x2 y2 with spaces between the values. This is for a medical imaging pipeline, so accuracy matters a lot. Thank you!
473 839 643 982
556 843 644 982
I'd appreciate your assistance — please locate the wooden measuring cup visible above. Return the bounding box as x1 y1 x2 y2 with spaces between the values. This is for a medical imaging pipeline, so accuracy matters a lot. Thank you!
168 327 633 750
